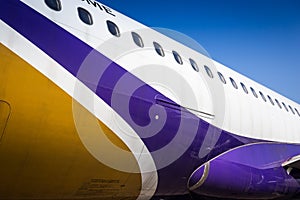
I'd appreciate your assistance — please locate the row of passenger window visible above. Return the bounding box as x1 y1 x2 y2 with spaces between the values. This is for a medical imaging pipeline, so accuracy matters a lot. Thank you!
45 0 300 118
205 66 300 117
45 0 200 70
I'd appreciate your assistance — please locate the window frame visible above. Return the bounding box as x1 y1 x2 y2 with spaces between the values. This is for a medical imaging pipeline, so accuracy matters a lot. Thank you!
240 82 248 94
295 108 300 117
282 102 289 112
218 72 226 84
189 58 199 72
131 32 144 48
250 87 258 98
230 77 238 89
275 99 282 109
172 51 183 65
259 91 266 102
78 7 93 25
289 105 295 115
267 95 275 106
107 20 120 37
204 65 214 78
153 42 165 57
45 0 62 11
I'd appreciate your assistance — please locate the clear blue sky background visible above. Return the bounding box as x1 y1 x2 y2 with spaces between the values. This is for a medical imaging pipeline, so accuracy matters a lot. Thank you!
98 0 300 103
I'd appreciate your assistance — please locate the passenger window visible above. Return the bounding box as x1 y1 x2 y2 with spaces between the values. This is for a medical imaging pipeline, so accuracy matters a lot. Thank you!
218 72 226 84
45 0 62 11
189 59 199 72
250 87 258 98
267 95 274 106
295 108 300 117
132 32 144 48
282 102 289 112
204 65 214 78
289 105 295 115
107 21 120 37
78 7 93 25
172 51 183 65
241 83 248 94
153 42 165 57
275 99 282 109
259 92 266 102
230 78 238 89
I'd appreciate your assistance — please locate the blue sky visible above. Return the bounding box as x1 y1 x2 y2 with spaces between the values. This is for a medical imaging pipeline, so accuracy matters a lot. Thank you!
98 0 300 103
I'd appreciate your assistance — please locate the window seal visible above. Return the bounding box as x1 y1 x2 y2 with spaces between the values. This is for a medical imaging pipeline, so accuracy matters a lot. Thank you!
107 20 120 37
204 65 214 78
230 78 238 89
172 51 183 65
132 32 144 48
45 0 62 11
78 7 93 25
218 72 226 84
153 42 165 57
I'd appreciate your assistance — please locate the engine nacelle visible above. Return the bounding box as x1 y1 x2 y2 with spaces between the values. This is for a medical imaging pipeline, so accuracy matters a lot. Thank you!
188 143 300 199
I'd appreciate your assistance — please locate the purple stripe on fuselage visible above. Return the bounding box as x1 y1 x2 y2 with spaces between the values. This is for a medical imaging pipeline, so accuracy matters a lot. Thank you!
2 0 288 196
0 0 250 195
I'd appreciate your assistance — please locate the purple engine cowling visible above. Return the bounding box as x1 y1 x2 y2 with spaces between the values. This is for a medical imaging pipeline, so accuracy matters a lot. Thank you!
188 143 300 199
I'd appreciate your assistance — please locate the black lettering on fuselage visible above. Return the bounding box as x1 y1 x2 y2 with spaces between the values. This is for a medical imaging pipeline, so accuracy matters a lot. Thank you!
102 5 115 17
85 0 102 10
81 0 115 17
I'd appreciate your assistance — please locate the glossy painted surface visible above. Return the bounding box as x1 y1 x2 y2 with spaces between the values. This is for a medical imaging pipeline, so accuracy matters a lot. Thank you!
1 0 300 199
0 43 141 199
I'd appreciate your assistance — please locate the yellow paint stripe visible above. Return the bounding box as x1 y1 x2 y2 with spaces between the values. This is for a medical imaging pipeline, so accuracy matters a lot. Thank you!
0 43 141 199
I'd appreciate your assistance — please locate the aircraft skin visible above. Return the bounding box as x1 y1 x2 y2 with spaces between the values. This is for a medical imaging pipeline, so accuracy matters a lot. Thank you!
0 0 300 199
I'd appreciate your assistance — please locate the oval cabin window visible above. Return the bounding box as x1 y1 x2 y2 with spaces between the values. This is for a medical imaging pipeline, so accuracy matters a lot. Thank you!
45 0 62 11
172 51 183 65
282 102 289 112
259 92 266 102
107 20 120 37
132 32 144 48
295 108 300 117
267 95 275 106
289 105 295 115
275 99 282 109
230 78 238 89
250 87 258 98
78 7 93 25
241 83 248 94
189 59 199 72
204 65 214 78
218 72 226 84
153 42 165 57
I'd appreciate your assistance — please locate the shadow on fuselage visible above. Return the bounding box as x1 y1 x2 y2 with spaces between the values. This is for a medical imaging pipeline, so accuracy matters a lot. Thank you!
150 193 300 200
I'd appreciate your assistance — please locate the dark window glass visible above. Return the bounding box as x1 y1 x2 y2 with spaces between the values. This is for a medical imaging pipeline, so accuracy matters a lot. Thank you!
289 105 295 115
45 0 62 11
132 32 144 48
218 72 226 84
172 51 183 65
251 87 258 98
78 7 93 25
267 95 275 106
153 42 164 57
240 83 248 94
275 99 282 109
204 65 214 78
189 59 199 72
282 102 289 112
107 20 120 37
295 108 300 117
259 92 266 102
230 78 238 89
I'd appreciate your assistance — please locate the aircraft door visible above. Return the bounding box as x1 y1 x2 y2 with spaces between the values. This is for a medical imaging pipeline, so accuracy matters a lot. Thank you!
0 100 10 143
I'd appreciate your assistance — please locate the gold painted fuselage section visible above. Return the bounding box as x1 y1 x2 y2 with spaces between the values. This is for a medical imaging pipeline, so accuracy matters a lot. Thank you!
0 43 141 199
